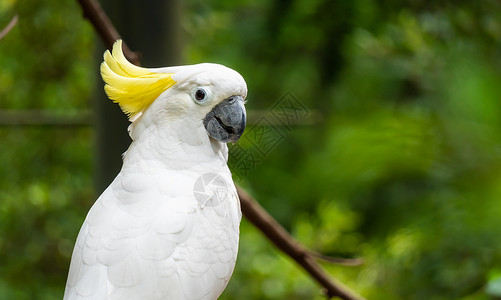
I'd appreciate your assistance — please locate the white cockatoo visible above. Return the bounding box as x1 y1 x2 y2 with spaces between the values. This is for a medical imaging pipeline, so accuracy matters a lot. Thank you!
64 40 247 300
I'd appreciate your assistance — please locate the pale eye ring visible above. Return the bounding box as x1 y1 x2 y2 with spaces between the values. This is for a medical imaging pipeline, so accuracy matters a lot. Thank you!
193 87 211 104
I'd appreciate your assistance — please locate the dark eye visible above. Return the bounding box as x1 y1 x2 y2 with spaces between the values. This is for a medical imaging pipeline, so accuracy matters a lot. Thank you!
192 87 212 105
195 88 206 101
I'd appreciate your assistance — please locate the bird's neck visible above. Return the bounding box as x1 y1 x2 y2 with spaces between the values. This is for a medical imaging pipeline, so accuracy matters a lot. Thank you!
120 122 230 176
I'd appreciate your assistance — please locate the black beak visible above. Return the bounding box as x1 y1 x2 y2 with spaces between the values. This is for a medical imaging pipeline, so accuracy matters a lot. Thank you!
203 95 246 143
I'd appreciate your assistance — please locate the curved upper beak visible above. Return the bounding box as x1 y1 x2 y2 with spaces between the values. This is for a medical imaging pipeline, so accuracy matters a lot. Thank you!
203 95 246 143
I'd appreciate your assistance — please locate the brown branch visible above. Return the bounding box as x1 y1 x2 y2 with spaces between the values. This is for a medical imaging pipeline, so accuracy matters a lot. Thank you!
0 15 18 40
75 1 365 299
237 187 365 300
76 0 140 65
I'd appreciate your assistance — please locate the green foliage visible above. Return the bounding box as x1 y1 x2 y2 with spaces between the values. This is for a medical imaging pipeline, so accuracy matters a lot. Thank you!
2 0 501 299
0 0 95 299
185 0 501 299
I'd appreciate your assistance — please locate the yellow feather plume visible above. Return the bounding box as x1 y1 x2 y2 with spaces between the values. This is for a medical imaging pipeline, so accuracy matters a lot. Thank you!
100 40 176 117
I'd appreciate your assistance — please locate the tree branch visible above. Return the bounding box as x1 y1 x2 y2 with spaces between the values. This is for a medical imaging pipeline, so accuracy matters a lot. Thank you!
0 15 18 40
237 187 365 300
0 110 93 126
76 0 140 65
75 1 365 299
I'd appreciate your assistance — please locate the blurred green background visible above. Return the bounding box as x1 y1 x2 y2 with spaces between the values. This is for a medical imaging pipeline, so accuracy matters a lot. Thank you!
2 0 501 299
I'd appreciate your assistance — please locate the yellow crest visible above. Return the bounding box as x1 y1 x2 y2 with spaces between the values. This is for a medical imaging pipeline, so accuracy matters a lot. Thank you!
100 40 176 117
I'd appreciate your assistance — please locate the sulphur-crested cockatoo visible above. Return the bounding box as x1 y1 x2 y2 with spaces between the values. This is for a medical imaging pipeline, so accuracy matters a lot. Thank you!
64 40 246 300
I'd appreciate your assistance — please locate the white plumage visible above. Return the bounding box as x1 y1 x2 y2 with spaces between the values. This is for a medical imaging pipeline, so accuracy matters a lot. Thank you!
64 40 247 300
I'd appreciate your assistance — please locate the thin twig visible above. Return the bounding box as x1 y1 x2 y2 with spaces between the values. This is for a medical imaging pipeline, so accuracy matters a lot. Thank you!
309 251 364 267
0 15 18 40
75 1 366 299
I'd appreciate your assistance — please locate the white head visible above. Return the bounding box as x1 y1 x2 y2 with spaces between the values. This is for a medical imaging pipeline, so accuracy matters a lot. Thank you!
101 40 247 146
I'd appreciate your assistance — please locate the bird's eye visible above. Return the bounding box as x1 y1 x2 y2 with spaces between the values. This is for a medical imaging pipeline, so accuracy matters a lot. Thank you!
192 87 211 105
195 89 206 101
